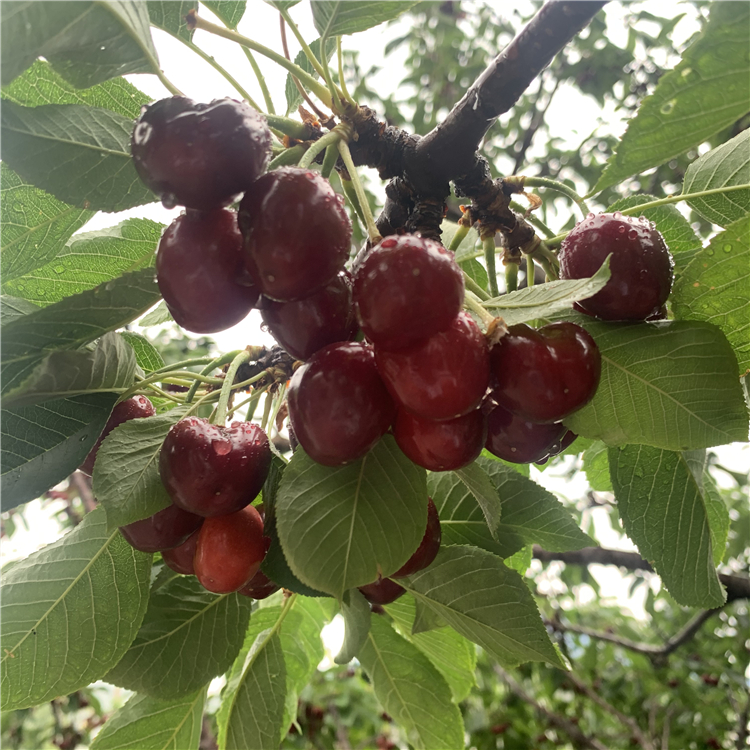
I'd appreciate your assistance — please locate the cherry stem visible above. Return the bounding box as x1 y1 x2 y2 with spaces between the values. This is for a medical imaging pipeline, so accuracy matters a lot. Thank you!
525 238 559 280
279 8 327 79
268 144 307 170
337 38 352 104
463 272 490 301
509 200 555 238
518 176 590 217
266 383 288 439
338 140 382 243
227 385 270 421
504 260 519 293
340 175 366 225
153 67 184 97
260 390 274 432
526 255 536 288
241 48 275 115
463 290 497 329
266 114 318 141
321 142 339 179
448 223 470 252
182 351 245 404
213 349 253 426
298 127 344 170
483 236 500 297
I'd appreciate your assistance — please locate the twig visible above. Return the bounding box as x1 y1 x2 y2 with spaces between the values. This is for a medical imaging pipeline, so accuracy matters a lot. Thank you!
327 703 352 750
70 473 97 514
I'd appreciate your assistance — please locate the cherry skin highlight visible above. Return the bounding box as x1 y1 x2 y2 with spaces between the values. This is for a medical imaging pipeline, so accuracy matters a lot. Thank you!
489 322 600 423
161 527 201 575
239 168 351 302
80 395 156 476
160 417 271 517
392 498 442 578
156 209 259 334
194 505 266 593
354 234 464 351
358 577 406 605
485 402 568 464
559 212 674 321
119 503 203 553
131 97 272 210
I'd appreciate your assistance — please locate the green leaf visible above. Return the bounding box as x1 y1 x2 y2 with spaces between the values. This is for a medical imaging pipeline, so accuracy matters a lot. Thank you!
563 319 749 449
609 445 726 608
0 163 93 284
359 616 465 750
592 2 750 195
105 575 253 699
411 598 445 634
203 2 247 29
2 332 136 408
311 1 419 37
276 436 428 598
671 216 750 375
1 1 159 87
1 60 151 119
704 474 730 566
138 301 174 328
484 257 611 326
0 295 39 325
90 688 206 750
504 545 533 575
264 1 300 11
1 507 151 710
285 38 336 115
582 441 613 492
120 332 165 373
1 267 162 397
400 545 565 668
93 405 189 531
1 101 156 212
334 588 371 664
682 131 750 227
460 258 489 293
453 460 502 536
386 596 477 703
147 1 196 41
1 393 117 511
3 218 162 307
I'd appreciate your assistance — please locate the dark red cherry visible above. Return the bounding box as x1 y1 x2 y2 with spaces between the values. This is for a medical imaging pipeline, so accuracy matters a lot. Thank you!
392 498 441 578
490 322 600 423
358 577 405 605
159 417 271 517
238 568 280 600
353 234 464 351
156 209 259 334
375 312 489 420
559 212 674 321
131 97 271 210
394 408 486 472
80 395 156 476
239 168 351 301
260 271 357 360
534 430 578 466
194 504 266 593
161 527 201 575
119 503 203 553
287 342 396 466
485 402 568 464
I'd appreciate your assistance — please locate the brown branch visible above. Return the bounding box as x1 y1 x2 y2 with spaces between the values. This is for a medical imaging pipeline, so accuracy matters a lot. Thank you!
70 472 97 514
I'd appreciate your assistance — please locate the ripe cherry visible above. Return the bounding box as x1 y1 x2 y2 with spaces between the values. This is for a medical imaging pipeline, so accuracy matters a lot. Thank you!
260 271 357 360
160 417 271 516
238 568 280 600
156 209 259 334
194 504 266 593
375 312 490 420
391 498 441 578
358 577 405 605
287 342 396 466
485 402 568 464
162 527 201 575
131 97 271 210
490 322 600 423
80 395 156 476
119 503 203 553
393 408 486 472
354 234 464 351
534 430 578 466
239 168 351 301
559 212 673 321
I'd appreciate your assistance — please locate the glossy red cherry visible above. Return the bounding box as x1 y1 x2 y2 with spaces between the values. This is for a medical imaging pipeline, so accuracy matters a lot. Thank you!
287 342 396 466
239 168 351 301
485 402 568 464
161 527 201 575
375 312 489 420
559 212 674 321
490 322 600 423
353 234 464 351
156 209 259 334
260 271 357 360
534 430 578 466
238 568 280 600
119 503 203 553
393 408 486 472
131 97 271 210
159 417 271 517
358 577 405 605
392 498 441 578
194 504 266 593
80 395 156 476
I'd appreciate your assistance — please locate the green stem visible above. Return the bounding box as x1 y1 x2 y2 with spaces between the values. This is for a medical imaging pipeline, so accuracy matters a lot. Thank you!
266 384 288 438
338 140 381 243
525 255 536 288
154 67 184 97
182 351 245 404
228 386 269 420
321 142 339 179
266 114 317 141
509 200 555 238
340 176 366 225
241 47 275 114
183 389 222 418
150 355 226 377
268 144 306 170
260 390 274 432
448 224 470 252
526 239 559 280
298 128 343 170
463 291 496 328
483 236 499 297
213 350 253 426
463 271 490 301
504 261 519 293
337 37 352 104
520 176 590 217
121 369 222 401
279 8 327 78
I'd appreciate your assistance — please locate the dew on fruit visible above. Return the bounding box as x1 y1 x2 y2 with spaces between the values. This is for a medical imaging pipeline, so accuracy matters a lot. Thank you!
162 193 177 209
618 225 626 233
412 268 421 276
587 212 595 219
612 211 622 219
628 229 638 240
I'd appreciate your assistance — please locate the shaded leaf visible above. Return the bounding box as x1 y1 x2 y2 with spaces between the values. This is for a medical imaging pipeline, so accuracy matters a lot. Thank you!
311 1 420 37
1 295 39 325
285 37 336 115
454 460 502 536
582 441 613 492
204 2 247 29
334 588 371 664
147 1 197 41
138 300 174 328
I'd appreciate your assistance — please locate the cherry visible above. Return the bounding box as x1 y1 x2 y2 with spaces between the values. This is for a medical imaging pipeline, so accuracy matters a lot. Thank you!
353 234 464 351
194 504 266 593
489 322 600 423
287 342 396 466
393 408 486 472
534 429 578 466
161 527 201 575
375 312 490 420
558 212 673 321
260 271 357 360
119 503 203 553
238 568 280 600
131 97 271 210
485 402 567 464
156 209 259 334
391 498 441 578
159 417 271 517
358 577 405 605
80 395 156 476
239 168 351 302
